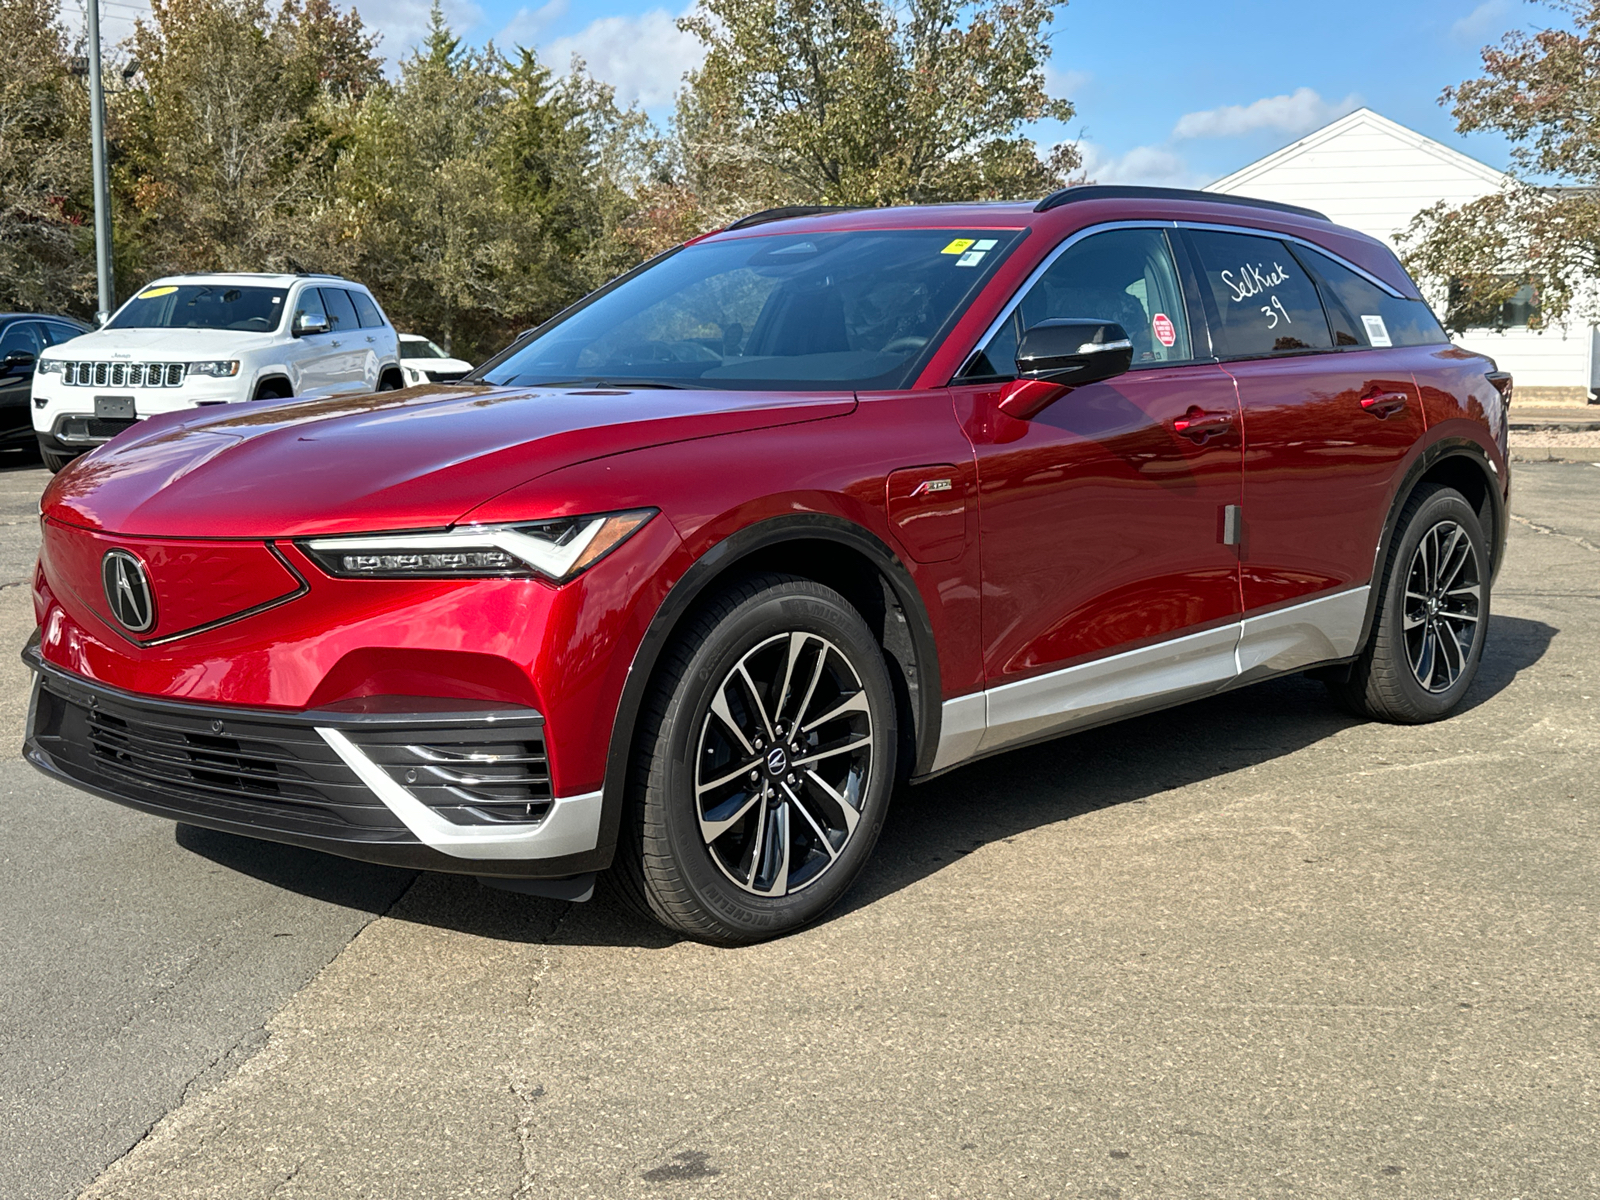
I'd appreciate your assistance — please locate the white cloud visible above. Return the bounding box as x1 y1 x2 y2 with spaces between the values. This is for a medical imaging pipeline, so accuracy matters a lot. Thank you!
540 5 703 108
1044 65 1091 100
1172 87 1360 141
1074 142 1207 189
1452 0 1513 42
497 0 567 50
323 0 481 66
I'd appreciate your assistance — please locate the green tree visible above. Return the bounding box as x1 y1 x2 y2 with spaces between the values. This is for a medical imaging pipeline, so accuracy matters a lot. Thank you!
674 0 1079 222
0 0 92 314
116 0 381 284
336 5 665 357
1402 1 1600 331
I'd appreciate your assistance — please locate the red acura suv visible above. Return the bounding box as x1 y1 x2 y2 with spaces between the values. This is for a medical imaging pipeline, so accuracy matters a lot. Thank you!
25 187 1510 943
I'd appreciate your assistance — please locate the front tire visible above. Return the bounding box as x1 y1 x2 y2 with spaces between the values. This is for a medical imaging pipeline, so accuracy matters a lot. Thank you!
1329 484 1489 722
40 448 75 473
616 574 898 944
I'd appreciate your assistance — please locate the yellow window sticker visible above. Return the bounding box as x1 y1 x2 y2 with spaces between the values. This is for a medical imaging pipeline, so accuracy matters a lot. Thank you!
941 238 976 255
138 286 178 298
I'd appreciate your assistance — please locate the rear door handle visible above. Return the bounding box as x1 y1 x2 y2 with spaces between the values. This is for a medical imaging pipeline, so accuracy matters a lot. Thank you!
1360 390 1408 418
1173 407 1234 440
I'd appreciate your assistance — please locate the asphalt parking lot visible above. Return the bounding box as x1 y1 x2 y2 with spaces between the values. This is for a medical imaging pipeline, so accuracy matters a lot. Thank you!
1 457 1596 1200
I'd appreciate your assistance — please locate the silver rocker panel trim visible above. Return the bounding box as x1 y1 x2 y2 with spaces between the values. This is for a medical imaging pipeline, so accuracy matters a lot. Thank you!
318 727 603 861
932 585 1370 772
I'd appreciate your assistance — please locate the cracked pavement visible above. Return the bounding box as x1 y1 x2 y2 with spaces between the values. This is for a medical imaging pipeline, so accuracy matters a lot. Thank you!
2 460 1596 1200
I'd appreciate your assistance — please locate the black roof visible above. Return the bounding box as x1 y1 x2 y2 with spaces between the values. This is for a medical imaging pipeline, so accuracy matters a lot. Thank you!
0 313 93 326
1033 184 1329 221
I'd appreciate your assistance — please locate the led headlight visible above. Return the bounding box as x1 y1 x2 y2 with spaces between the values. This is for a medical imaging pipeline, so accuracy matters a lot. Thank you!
35 359 65 375
187 360 240 377
300 510 656 582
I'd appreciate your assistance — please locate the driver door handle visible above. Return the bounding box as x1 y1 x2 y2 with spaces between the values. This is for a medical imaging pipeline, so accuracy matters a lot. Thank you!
1172 407 1234 440
1360 390 1409 418
330 339 342 348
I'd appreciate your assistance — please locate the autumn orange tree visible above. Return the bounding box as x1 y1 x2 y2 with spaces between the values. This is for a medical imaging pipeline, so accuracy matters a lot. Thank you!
1403 0 1600 331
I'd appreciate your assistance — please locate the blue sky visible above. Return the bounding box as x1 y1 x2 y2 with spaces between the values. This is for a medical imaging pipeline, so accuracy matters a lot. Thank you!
87 0 1552 187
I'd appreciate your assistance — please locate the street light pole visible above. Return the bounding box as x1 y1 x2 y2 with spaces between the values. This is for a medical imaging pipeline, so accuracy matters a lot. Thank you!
85 0 115 323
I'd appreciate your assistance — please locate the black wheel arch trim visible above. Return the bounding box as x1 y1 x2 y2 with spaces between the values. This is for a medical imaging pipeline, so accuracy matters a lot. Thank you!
1354 435 1505 656
594 513 944 865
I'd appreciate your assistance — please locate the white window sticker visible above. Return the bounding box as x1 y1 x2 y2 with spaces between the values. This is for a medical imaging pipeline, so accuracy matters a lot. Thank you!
973 239 998 251
1361 314 1392 347
955 250 986 267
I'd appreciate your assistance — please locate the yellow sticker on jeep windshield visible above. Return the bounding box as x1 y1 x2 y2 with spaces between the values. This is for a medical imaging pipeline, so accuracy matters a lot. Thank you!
941 239 975 255
138 286 177 298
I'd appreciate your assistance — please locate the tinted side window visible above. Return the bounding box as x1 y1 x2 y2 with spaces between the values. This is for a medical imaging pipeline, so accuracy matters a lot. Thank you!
350 290 385 328
320 288 360 332
1294 245 1449 348
0 322 44 357
961 228 1193 379
44 322 86 345
1184 230 1332 358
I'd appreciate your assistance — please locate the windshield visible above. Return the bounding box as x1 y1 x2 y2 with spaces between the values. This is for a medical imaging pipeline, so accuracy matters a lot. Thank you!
479 228 1023 391
400 336 450 359
109 284 288 332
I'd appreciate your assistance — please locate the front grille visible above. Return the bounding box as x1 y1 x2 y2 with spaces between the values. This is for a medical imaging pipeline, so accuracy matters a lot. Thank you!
28 666 551 840
55 415 137 445
62 361 186 387
425 370 469 383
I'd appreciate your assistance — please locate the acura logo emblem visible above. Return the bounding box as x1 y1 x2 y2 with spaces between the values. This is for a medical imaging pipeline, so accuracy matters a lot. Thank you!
101 549 156 633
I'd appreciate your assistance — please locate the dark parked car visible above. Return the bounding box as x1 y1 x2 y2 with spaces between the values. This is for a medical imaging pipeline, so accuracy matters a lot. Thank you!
24 188 1509 943
0 314 93 453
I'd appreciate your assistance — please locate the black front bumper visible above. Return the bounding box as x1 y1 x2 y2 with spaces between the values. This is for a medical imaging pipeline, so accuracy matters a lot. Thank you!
23 646 607 879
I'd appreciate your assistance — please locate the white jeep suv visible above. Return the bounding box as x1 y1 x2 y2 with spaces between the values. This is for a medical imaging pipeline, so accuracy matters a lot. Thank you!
31 273 403 471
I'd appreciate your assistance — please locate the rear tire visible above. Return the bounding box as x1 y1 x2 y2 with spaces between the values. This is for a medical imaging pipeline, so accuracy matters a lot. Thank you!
1328 484 1489 723
41 448 75 473
614 574 897 944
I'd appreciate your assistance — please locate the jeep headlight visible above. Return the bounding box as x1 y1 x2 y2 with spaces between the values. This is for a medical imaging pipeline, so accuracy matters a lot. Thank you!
187 360 240 377
35 359 64 375
299 510 656 582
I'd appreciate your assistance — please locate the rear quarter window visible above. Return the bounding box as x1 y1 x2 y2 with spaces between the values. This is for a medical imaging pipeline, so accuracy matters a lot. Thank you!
350 291 385 329
1293 245 1449 348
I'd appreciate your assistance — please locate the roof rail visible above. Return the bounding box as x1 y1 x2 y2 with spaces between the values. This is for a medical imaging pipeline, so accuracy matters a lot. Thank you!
1033 185 1329 222
724 204 863 231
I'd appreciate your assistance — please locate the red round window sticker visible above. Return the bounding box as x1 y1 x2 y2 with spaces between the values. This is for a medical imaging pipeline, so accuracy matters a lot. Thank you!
1153 313 1176 347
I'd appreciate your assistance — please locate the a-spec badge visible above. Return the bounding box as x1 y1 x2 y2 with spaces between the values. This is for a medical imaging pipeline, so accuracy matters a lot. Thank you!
101 549 157 634
909 478 953 497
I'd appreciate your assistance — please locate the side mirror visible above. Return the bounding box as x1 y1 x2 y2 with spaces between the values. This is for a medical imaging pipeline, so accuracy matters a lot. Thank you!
2 351 36 373
293 312 331 337
999 320 1134 420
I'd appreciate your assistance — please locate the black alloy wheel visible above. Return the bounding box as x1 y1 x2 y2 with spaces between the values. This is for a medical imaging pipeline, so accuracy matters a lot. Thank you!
1329 483 1490 723
615 574 897 944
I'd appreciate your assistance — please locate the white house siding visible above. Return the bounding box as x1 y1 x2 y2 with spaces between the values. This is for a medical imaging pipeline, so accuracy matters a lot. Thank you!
1206 109 1592 402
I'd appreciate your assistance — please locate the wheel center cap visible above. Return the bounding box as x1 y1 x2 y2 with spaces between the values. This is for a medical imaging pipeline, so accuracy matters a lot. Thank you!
764 746 789 777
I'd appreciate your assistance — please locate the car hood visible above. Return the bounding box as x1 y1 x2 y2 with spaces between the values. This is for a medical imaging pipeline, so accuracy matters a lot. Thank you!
37 327 281 359
42 384 857 538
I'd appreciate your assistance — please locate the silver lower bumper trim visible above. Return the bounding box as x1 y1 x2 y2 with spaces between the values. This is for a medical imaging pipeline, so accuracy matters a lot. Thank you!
318 727 602 860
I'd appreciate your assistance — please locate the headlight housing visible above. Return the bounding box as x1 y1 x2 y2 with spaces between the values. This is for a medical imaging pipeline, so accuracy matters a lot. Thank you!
35 359 64 375
187 360 240 377
299 510 656 582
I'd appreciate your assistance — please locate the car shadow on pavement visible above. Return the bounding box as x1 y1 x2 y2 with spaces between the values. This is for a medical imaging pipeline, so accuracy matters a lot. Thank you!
174 823 416 914
171 614 1556 949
